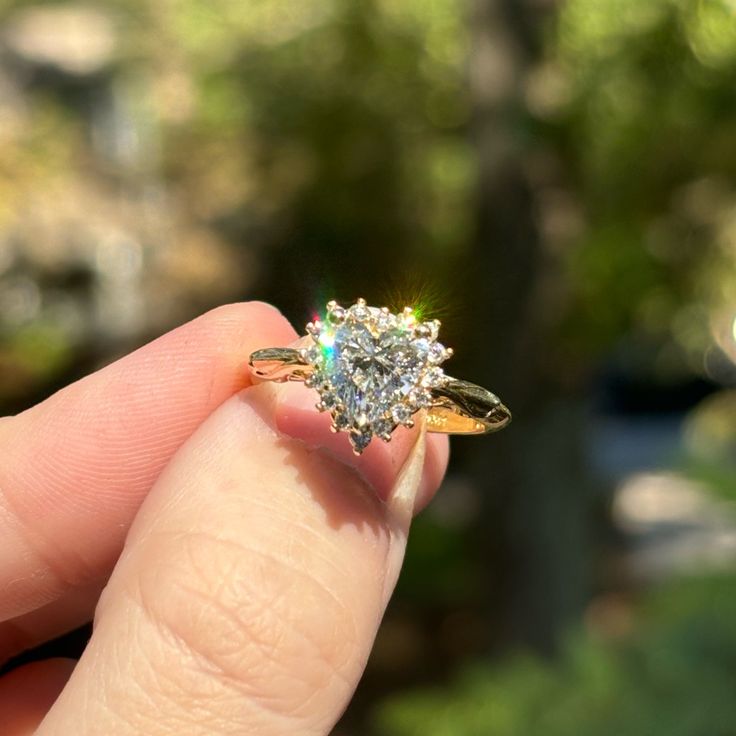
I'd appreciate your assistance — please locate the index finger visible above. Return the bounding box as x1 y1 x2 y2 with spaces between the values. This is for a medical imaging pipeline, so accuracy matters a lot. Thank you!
0 302 298 621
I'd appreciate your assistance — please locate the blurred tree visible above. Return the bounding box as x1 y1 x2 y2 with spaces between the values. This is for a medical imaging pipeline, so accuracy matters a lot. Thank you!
461 0 593 656
223 0 473 318
558 0 736 360
455 0 736 655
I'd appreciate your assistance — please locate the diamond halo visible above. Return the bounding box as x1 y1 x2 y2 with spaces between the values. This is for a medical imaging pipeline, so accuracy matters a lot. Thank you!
298 299 453 454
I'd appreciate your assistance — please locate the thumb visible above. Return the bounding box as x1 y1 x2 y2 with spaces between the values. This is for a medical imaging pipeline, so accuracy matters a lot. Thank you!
37 382 447 736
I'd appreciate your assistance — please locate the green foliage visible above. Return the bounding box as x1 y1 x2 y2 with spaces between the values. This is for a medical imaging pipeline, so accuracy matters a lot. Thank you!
375 574 736 736
147 0 474 262
685 458 736 504
556 0 736 356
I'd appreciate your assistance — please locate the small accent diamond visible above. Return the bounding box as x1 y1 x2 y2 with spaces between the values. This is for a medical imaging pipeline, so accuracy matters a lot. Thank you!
391 403 413 425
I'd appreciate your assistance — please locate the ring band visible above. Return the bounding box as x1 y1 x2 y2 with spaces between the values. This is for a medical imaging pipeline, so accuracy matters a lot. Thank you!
248 300 511 454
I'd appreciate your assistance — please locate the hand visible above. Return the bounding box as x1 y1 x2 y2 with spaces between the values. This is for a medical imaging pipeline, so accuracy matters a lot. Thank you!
0 302 449 735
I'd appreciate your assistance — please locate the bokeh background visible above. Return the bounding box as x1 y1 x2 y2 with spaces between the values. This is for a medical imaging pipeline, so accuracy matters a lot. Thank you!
2 0 736 733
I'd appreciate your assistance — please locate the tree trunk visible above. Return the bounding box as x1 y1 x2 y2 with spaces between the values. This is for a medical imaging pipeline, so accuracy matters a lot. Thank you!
464 0 592 655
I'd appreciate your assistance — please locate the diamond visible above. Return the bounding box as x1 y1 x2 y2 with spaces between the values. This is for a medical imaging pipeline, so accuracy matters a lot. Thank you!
374 416 396 439
304 345 322 365
375 308 395 330
428 342 447 364
421 366 447 388
304 300 451 453
391 403 413 424
327 305 346 323
350 430 372 453
408 388 432 409
348 301 370 321
333 413 350 431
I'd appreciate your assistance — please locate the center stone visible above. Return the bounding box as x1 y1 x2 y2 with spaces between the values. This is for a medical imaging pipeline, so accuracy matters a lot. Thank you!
332 321 422 416
305 302 450 454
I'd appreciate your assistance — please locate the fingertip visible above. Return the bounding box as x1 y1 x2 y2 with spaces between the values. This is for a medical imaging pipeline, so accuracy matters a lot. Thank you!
199 300 283 324
196 301 298 350
272 381 450 509
222 303 450 515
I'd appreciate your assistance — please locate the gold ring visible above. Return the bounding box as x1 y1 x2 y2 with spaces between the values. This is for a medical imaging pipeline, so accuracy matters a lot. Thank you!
248 299 511 454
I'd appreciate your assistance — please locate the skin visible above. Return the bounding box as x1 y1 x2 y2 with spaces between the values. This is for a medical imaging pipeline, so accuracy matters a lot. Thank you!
0 302 449 735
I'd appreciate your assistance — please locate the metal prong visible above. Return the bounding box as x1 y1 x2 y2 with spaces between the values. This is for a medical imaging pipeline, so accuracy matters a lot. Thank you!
326 300 338 311
445 347 454 358
316 402 327 412
356 297 367 307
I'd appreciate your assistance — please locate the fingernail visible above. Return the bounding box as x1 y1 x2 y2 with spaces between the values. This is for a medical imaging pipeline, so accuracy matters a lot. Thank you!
380 423 426 606
271 381 426 505
386 421 426 526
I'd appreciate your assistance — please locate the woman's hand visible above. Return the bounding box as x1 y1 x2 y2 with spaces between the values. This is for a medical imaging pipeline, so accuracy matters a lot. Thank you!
0 302 449 735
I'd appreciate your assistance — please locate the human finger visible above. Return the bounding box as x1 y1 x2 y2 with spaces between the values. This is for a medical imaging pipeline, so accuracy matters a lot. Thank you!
0 658 75 736
0 302 296 623
38 381 446 735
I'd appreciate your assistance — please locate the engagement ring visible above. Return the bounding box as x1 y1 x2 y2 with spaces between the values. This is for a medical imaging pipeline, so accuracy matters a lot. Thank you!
249 299 511 454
